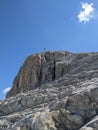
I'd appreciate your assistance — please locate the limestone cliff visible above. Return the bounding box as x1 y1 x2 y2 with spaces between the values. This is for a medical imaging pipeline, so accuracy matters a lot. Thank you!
1 51 98 130
7 51 73 97
7 51 98 98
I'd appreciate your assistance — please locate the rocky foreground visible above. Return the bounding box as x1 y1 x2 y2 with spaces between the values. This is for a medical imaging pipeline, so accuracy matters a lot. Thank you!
1 51 98 130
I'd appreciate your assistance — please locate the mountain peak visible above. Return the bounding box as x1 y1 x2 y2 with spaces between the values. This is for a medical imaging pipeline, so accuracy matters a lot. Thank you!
1 51 98 130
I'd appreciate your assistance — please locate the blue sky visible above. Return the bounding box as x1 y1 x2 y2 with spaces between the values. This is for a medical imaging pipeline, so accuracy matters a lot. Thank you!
0 0 98 99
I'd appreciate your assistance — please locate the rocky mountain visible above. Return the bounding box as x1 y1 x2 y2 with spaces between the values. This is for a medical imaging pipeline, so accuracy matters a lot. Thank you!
1 51 98 130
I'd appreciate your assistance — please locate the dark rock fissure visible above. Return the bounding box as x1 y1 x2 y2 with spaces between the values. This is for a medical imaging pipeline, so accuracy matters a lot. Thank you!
52 53 56 80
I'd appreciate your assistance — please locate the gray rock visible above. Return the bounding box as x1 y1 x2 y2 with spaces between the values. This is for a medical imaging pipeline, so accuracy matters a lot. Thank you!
6 51 73 98
1 51 98 130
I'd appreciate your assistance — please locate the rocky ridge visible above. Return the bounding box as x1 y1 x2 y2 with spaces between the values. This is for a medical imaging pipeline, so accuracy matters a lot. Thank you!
1 51 98 130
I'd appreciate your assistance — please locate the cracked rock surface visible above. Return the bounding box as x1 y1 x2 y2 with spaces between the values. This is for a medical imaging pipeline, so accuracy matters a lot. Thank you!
1 51 98 130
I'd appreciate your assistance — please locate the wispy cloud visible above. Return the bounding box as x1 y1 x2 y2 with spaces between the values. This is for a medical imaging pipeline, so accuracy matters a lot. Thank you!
3 87 11 94
77 2 95 23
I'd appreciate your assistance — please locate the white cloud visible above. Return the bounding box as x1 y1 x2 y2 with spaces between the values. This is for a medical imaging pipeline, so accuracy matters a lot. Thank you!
3 87 11 94
77 2 95 23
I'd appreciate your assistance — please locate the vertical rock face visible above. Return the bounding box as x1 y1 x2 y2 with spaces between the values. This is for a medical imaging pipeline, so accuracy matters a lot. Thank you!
7 51 98 98
6 51 73 98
